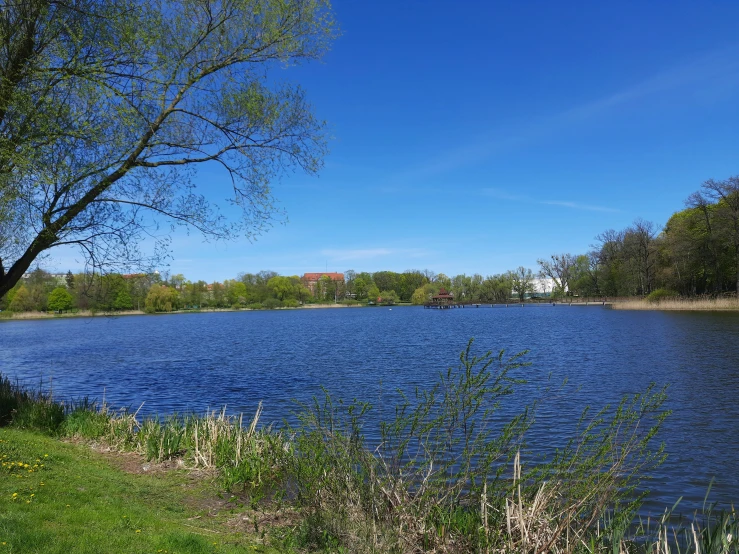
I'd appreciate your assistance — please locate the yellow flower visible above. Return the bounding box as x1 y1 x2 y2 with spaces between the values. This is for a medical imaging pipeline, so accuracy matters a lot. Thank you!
135 529 141 533
12 493 17 497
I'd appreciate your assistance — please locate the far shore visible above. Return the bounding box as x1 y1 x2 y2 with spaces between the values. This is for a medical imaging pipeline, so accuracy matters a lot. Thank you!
610 297 739 311
0 302 390 321
5 297 739 320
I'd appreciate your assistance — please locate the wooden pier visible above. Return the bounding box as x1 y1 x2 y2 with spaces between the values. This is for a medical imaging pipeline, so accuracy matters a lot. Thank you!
424 300 610 309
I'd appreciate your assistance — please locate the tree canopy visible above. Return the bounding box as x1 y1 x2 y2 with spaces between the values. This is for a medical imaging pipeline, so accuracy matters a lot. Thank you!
0 0 336 298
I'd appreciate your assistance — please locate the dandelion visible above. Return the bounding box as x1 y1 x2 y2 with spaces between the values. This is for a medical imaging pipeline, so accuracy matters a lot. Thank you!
12 493 17 497
135 529 141 533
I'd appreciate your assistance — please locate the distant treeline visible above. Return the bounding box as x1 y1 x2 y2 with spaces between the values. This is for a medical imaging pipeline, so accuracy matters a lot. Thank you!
2 176 738 313
549 176 739 298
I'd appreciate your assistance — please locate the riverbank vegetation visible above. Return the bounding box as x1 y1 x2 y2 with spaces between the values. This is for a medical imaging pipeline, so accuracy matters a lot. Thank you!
612 297 739 311
4 176 739 315
2 344 737 553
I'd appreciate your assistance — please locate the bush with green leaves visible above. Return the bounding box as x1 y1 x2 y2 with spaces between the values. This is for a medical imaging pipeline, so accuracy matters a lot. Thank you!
286 340 670 553
47 287 74 312
261 298 283 309
647 288 680 303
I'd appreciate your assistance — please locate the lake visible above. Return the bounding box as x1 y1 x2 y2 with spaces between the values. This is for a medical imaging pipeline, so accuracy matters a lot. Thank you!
2 305 738 516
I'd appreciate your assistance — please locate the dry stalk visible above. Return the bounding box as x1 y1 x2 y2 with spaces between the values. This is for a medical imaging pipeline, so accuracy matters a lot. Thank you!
612 298 739 311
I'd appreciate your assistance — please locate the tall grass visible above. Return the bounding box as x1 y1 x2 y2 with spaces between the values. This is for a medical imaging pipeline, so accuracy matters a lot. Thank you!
285 343 673 553
0 374 64 432
0 343 736 553
62 402 289 503
612 297 739 311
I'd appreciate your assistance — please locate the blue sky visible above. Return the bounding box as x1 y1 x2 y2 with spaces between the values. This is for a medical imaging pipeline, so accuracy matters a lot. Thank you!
55 1 739 281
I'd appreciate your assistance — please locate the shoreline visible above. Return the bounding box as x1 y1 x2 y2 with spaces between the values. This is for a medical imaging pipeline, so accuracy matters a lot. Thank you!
610 298 739 311
0 372 728 554
0 302 396 321
5 298 739 320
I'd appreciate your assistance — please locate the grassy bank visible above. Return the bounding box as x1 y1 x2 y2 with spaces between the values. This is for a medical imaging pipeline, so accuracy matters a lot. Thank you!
2 344 738 553
0 427 284 553
612 298 739 311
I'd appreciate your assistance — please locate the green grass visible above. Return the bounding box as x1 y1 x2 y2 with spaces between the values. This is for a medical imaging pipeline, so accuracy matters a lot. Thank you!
0 428 283 554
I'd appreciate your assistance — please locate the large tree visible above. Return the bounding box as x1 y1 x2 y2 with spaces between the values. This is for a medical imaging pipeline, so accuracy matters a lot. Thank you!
690 177 739 295
536 253 576 297
509 266 534 302
623 218 658 295
0 0 336 298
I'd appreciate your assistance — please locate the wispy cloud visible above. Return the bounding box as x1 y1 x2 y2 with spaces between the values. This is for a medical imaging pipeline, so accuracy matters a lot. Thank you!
539 200 620 213
480 189 528 203
482 188 619 213
321 248 431 261
394 45 739 182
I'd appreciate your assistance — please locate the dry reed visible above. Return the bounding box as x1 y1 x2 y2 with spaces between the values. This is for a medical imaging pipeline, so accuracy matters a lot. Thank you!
612 298 739 311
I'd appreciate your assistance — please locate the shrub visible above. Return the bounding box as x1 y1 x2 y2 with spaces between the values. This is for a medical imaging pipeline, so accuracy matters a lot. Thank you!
246 302 263 310
286 340 669 553
288 340 535 551
262 298 283 309
646 288 680 303
48 287 74 312
282 298 299 308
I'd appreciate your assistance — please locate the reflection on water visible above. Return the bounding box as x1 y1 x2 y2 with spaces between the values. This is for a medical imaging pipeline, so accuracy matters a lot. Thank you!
2 305 739 515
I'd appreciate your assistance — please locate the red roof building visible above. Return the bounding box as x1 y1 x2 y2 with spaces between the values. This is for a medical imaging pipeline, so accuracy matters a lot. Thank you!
302 272 345 295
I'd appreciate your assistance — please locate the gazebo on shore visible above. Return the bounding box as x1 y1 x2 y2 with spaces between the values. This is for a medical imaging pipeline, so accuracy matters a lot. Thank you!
426 287 456 309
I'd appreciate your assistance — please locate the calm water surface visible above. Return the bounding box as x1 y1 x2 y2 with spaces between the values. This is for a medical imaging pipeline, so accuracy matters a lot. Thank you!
2 305 738 516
